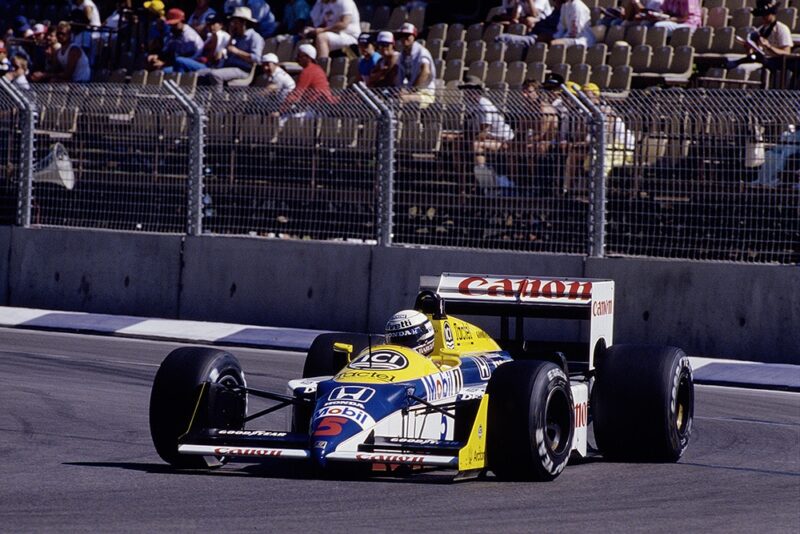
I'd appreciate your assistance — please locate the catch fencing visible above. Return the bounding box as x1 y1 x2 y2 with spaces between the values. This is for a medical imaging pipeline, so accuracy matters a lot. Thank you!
0 81 797 264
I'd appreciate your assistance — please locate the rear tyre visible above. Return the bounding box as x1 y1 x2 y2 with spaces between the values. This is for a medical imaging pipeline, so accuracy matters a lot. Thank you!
149 347 247 468
592 344 693 462
487 360 575 481
302 333 384 378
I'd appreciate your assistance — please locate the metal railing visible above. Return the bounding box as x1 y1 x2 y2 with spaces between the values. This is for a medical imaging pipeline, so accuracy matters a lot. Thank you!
0 81 796 264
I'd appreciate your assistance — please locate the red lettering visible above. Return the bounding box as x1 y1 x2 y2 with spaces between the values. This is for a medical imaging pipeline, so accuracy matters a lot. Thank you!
487 278 514 297
313 416 348 436
573 402 588 427
458 276 487 296
568 281 593 300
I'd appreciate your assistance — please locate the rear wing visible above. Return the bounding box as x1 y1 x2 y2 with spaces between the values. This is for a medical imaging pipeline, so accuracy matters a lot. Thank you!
419 273 614 369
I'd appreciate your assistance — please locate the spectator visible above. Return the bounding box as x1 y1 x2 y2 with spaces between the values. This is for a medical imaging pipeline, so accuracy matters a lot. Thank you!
104 0 132 30
395 22 436 106
281 0 312 37
494 0 553 30
357 32 380 83
729 0 792 78
305 0 361 59
225 0 278 38
367 30 400 87
5 54 30 90
149 9 204 71
70 0 101 28
0 42 10 71
171 12 231 72
462 76 516 194
751 125 799 187
281 43 335 111
260 52 295 100
643 0 701 35
187 0 217 37
583 82 634 177
496 0 564 47
144 0 168 55
551 0 595 46
196 7 264 88
30 21 91 82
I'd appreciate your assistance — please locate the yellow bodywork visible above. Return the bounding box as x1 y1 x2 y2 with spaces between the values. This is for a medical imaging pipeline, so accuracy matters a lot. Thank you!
458 394 490 471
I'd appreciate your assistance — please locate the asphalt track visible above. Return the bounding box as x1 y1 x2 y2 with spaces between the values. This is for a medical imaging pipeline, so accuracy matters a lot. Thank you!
1 328 798 533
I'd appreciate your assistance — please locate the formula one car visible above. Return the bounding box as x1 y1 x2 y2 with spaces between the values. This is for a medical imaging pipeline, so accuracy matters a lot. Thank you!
149 273 694 481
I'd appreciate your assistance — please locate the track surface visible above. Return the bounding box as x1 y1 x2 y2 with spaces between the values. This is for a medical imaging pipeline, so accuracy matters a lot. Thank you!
1 328 798 532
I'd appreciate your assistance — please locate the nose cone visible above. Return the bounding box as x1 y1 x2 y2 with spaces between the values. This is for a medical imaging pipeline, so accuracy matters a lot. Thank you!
309 381 411 467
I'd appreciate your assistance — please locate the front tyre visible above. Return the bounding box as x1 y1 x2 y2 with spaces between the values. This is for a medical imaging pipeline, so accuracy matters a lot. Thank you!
592 344 693 462
487 360 575 481
149 347 247 468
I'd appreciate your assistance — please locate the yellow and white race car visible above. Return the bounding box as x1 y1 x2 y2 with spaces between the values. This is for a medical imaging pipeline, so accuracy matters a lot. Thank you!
149 273 694 481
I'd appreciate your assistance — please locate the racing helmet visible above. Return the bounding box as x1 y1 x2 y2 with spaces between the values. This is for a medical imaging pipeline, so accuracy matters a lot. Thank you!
384 309 435 356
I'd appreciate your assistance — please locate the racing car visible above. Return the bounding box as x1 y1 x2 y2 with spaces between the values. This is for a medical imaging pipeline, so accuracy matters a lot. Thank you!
149 273 694 481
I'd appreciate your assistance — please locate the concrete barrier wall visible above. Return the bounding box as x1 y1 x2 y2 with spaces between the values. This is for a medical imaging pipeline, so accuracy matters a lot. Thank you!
5 227 797 363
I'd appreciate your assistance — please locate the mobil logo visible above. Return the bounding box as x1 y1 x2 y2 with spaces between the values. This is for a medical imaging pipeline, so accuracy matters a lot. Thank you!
421 369 464 401
315 405 375 428
328 385 376 404
348 349 409 371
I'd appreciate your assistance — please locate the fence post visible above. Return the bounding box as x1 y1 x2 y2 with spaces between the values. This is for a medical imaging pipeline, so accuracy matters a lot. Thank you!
0 79 36 227
576 92 607 259
354 83 395 247
165 80 205 236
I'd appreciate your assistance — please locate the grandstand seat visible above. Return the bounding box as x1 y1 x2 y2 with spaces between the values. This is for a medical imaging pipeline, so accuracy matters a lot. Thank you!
726 0 747 11
566 44 587 65
428 23 448 43
465 40 486 64
317 56 331 76
776 7 797 29
504 42 527 62
527 62 546 83
505 61 527 88
664 45 695 85
276 39 296 62
371 5 391 29
604 25 626 46
649 46 674 74
609 44 631 67
609 65 632 90
591 24 607 43
690 27 714 54
163 71 181 84
434 58 445 78
445 23 466 45
625 25 648 46
446 40 467 62
706 6 729 28
545 44 566 67
444 59 464 82
669 27 693 47
130 70 147 85
468 60 488 81
408 6 426 29
330 74 347 89
507 23 527 35
701 67 727 88
485 61 507 86
387 6 407 31
549 63 571 81
709 26 735 54
630 44 652 73
329 57 349 77
646 26 668 48
483 23 504 42
466 23 484 42
264 37 278 56
570 63 592 85
590 64 612 89
428 38 444 60
730 7 754 28
179 72 198 95
586 43 607 66
525 42 548 64
485 41 506 63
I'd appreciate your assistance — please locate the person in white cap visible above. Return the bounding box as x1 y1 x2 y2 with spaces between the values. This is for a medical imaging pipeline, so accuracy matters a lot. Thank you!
196 6 264 87
261 52 295 101
281 43 335 111
304 0 361 59
367 30 399 87
395 22 436 106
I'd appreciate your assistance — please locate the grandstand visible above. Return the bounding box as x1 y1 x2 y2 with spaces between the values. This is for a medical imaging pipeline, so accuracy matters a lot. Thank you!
0 1 797 265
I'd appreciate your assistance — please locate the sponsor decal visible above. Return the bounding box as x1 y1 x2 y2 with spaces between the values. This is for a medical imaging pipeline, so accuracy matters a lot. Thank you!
387 437 459 446
574 402 588 428
443 322 455 349
216 430 287 437
457 386 486 401
313 416 348 436
313 441 327 449
592 299 613 317
315 406 375 428
348 350 408 371
355 453 426 465
328 385 375 403
421 368 464 402
214 447 283 457
456 276 593 301
469 356 492 380
477 424 483 440
335 370 396 382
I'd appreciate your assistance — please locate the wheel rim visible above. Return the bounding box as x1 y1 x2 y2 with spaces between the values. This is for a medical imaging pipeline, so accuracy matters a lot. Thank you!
544 387 572 455
675 371 692 437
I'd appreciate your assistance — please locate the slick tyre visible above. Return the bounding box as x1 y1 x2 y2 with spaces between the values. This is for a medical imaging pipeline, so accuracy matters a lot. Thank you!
592 344 693 462
487 360 575 481
303 333 384 378
149 347 246 468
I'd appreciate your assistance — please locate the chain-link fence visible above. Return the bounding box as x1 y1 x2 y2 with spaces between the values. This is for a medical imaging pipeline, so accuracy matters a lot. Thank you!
0 85 22 225
197 87 382 242
29 83 190 232
3 81 798 264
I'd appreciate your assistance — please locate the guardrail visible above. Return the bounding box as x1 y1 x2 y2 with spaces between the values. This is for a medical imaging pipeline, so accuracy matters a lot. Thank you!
0 81 797 264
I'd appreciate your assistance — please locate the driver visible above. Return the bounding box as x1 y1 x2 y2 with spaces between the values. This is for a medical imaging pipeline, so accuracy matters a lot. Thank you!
384 310 435 357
